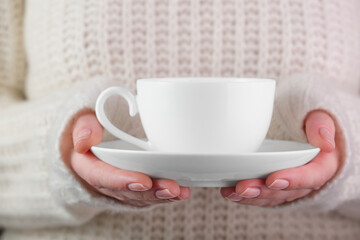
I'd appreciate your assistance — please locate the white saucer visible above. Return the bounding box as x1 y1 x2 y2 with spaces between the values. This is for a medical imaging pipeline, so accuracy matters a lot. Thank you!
91 139 320 187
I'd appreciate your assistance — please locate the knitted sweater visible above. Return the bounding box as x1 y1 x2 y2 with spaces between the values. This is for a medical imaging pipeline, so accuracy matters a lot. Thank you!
1 0 360 239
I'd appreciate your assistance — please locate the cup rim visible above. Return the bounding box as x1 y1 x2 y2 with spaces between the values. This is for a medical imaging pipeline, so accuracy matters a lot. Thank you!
137 77 275 84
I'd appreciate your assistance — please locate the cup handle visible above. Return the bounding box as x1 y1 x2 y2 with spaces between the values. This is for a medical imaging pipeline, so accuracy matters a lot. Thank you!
95 86 152 150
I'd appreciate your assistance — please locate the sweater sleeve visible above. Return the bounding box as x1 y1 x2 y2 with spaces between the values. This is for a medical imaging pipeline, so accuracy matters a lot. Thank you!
0 76 160 229
267 72 360 220
0 1 157 229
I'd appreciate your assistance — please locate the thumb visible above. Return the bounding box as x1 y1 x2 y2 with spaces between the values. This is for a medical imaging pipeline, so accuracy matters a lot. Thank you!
305 110 336 153
73 111 103 153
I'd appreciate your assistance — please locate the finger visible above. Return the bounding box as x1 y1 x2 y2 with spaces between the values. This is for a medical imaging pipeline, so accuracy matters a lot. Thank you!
235 179 263 198
305 110 336 153
170 186 192 201
96 188 171 205
111 179 183 201
234 179 313 200
73 112 103 153
266 150 339 190
220 187 241 201
259 188 312 201
152 179 181 200
221 187 283 206
179 186 191 199
129 180 191 201
71 151 153 191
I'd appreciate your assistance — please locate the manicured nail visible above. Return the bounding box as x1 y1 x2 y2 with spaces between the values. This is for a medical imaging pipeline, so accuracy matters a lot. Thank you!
75 129 92 142
319 127 335 149
239 187 261 198
268 179 289 190
226 192 243 202
156 189 176 199
128 183 148 191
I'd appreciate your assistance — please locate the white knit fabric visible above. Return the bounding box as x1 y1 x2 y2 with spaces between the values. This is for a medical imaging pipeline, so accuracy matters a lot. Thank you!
1 0 360 239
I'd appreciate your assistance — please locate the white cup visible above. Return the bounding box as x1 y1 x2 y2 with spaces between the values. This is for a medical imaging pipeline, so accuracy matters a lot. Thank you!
95 77 276 154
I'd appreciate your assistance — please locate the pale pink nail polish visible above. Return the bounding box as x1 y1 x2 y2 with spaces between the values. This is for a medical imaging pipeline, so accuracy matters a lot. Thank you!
156 189 176 199
240 187 261 198
128 183 148 191
226 192 243 201
319 127 335 149
268 179 289 190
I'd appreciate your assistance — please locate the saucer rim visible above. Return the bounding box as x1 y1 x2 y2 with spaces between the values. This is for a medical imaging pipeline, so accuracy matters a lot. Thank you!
91 139 320 157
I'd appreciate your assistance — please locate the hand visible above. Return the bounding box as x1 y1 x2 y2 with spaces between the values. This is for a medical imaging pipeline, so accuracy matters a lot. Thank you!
220 110 341 207
60 110 191 208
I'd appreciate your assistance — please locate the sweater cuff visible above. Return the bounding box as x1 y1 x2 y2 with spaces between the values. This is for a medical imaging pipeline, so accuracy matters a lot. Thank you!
267 72 352 212
47 76 158 225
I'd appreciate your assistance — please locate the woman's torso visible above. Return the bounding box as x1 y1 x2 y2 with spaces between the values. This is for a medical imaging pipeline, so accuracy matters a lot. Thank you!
24 0 360 100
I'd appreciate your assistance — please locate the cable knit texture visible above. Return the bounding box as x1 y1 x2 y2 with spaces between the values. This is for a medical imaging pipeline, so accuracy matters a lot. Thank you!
1 0 360 239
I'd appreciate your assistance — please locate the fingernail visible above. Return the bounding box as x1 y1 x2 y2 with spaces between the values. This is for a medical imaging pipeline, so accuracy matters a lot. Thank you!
75 129 92 142
268 179 289 190
226 192 243 202
239 187 261 198
319 127 335 149
128 183 148 191
156 189 176 199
